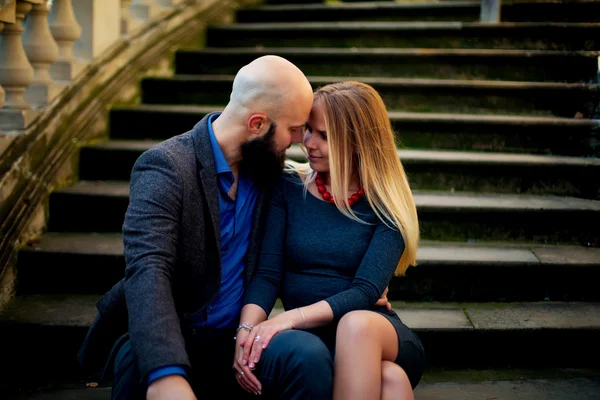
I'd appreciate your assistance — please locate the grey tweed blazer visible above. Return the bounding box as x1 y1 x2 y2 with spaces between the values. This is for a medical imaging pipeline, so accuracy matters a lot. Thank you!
78 114 271 382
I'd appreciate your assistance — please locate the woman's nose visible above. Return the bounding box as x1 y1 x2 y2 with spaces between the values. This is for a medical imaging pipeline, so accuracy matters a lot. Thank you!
304 132 315 149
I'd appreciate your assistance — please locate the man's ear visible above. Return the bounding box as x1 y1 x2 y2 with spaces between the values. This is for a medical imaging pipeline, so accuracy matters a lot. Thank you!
248 114 268 138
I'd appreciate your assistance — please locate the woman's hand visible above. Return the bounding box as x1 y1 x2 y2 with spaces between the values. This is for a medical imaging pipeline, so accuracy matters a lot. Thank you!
374 286 392 311
232 329 262 395
243 313 296 370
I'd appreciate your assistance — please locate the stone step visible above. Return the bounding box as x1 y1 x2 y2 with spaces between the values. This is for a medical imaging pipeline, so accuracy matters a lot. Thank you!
18 233 125 295
238 0 600 23
47 181 600 244
8 377 600 400
264 0 322 4
1 295 599 387
175 47 599 83
206 21 600 51
16 232 600 302
0 295 98 388
502 0 600 22
79 140 600 197
237 2 481 23
140 75 599 117
108 105 600 156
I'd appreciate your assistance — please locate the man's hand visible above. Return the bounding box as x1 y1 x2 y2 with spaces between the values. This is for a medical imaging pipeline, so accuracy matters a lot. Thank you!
146 375 196 400
374 286 392 311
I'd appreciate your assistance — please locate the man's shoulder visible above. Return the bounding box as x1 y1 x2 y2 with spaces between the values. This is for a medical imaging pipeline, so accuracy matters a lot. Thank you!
137 132 195 169
152 131 194 157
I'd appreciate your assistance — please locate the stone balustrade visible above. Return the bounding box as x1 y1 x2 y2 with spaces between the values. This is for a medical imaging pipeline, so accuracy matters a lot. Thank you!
0 0 188 132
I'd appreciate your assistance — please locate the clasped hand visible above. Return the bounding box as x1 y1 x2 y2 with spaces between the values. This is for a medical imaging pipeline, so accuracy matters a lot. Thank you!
232 313 294 395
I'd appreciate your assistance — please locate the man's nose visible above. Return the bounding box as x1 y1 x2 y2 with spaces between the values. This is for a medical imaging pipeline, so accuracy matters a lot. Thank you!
291 130 303 144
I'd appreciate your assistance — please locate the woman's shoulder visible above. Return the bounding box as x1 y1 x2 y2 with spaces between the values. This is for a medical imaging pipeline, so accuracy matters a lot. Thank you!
270 170 306 200
279 171 306 194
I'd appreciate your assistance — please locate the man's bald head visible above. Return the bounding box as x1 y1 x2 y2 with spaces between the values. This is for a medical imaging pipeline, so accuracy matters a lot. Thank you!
229 55 313 120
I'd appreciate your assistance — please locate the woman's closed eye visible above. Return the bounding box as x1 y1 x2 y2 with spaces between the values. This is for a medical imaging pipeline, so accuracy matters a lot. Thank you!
305 123 327 140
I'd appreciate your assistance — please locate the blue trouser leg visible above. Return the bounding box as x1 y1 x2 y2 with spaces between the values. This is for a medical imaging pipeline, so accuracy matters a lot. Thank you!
112 340 144 400
112 335 252 400
257 330 334 400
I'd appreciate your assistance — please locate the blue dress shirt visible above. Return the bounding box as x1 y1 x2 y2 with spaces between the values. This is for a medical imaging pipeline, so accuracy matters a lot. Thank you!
147 113 259 385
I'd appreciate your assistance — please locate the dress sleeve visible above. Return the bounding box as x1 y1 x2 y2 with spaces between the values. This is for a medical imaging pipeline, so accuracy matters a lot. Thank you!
242 179 287 316
324 222 405 319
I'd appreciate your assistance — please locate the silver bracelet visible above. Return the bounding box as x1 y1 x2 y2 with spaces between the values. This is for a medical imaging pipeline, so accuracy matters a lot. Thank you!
296 307 306 328
234 322 253 340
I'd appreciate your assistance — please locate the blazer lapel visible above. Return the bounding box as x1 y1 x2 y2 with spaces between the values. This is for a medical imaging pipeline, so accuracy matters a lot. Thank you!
192 114 221 248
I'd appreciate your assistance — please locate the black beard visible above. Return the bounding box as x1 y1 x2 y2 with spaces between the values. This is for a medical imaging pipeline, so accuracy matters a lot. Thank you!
240 122 286 188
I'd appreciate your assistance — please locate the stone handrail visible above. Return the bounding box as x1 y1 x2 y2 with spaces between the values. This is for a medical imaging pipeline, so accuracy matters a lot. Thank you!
0 0 259 308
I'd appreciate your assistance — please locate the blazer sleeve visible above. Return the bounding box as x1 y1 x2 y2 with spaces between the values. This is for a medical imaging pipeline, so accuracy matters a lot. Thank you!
122 146 190 381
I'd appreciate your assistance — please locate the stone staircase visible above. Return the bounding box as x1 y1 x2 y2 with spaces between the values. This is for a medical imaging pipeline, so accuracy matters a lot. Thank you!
2 0 600 397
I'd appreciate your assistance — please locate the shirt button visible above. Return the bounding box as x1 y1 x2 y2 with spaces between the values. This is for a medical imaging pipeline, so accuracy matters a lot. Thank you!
208 306 214 312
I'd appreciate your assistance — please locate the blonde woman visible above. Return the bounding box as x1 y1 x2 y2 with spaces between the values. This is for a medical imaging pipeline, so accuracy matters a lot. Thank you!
233 82 424 399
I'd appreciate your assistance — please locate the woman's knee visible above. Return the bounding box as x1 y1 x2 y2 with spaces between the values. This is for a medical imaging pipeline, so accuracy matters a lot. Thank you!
381 362 409 388
336 311 375 341
381 361 414 399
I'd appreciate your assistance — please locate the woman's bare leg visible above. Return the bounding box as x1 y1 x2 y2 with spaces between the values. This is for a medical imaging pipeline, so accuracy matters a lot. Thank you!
333 310 402 400
381 361 414 400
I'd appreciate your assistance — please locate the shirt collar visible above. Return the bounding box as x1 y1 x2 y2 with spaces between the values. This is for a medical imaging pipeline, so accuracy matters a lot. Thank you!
207 112 232 175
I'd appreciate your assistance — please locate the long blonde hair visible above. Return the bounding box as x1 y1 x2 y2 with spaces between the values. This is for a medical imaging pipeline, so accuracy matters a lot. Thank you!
290 81 419 275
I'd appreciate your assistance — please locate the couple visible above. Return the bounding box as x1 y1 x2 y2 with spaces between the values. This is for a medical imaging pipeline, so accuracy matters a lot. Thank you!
78 55 424 399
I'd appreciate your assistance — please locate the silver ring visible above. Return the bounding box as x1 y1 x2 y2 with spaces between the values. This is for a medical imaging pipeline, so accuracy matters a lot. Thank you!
254 335 261 341
240 371 244 376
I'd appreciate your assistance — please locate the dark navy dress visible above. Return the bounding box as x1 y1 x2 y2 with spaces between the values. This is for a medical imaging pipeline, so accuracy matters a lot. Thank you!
244 173 425 388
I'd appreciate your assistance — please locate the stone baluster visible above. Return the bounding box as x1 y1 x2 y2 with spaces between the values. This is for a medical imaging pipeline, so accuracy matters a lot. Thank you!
130 0 157 22
120 0 132 35
72 0 120 62
0 0 34 110
23 0 61 106
49 0 82 81
0 21 4 110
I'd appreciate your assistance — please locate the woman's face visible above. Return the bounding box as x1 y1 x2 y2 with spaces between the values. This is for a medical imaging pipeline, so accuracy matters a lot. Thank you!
304 99 330 173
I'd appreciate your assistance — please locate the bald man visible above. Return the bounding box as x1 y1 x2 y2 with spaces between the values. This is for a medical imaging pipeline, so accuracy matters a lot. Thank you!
77 56 327 399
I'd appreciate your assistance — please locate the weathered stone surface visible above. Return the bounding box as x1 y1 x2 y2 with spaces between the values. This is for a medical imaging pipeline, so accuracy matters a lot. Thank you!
9 377 600 399
24 232 123 255
415 377 600 400
417 245 539 265
532 246 600 266
395 308 473 330
0 294 98 326
415 192 600 212
466 302 600 330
